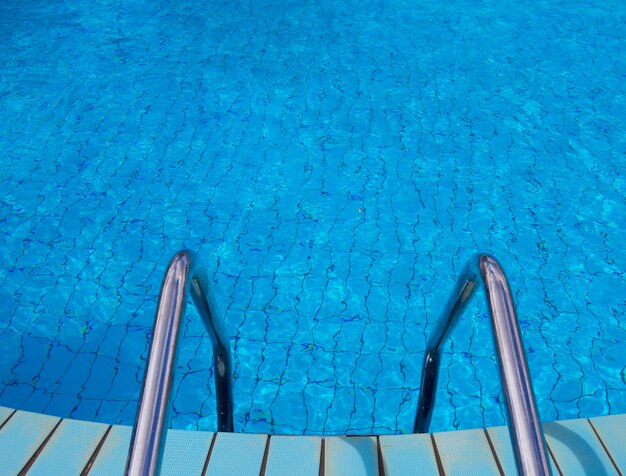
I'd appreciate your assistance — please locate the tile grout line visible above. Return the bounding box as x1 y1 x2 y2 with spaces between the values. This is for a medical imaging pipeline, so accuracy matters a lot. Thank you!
483 429 505 476
201 432 218 476
430 434 446 476
259 435 271 476
545 436 564 476
0 409 17 431
318 438 325 476
587 419 623 476
376 436 386 476
80 425 112 476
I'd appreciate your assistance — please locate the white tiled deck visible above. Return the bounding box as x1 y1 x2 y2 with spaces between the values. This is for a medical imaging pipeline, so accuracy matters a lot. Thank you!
0 406 624 475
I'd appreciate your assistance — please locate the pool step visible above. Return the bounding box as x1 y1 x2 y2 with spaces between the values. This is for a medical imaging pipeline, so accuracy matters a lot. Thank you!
0 407 624 475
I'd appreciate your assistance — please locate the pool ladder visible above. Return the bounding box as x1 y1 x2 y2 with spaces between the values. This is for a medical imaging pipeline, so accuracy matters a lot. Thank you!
413 255 551 475
125 252 233 476
125 252 551 476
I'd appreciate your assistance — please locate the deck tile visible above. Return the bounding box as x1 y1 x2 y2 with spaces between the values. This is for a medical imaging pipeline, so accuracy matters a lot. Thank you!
87 425 132 476
0 409 60 475
324 436 378 476
487 425 559 475
204 432 267 476
544 418 619 475
264 435 322 476
590 414 626 472
433 428 500 476
379 433 439 476
27 418 109 476
160 429 213 476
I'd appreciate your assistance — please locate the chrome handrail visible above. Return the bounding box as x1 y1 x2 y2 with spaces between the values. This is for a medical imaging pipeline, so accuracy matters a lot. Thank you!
414 254 551 476
125 251 233 476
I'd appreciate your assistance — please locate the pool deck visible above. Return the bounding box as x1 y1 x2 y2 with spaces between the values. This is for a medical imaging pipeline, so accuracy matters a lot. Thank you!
0 406 624 475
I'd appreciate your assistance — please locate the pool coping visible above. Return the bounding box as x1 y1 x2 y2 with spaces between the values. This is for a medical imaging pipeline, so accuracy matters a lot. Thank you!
0 406 623 475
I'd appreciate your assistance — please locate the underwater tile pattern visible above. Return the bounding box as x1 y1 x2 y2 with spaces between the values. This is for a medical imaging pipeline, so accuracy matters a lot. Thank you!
0 0 625 434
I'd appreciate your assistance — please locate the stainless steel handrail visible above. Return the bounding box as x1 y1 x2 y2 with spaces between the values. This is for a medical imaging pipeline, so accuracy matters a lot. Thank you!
125 251 233 476
414 254 551 476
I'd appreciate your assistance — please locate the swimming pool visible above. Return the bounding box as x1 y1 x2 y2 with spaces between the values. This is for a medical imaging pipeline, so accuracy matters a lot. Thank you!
1 0 625 435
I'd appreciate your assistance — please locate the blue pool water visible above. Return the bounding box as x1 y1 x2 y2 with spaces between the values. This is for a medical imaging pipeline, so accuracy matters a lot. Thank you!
1 0 625 435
